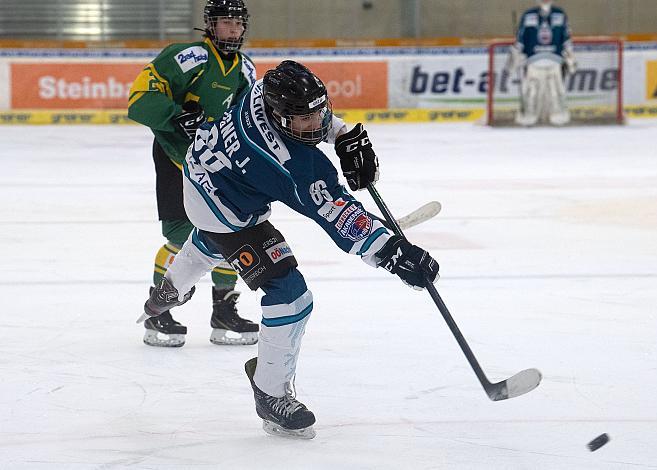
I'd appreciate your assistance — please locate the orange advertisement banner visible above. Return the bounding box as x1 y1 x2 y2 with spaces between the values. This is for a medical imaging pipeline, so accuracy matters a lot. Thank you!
10 60 387 110
255 61 388 109
11 63 145 109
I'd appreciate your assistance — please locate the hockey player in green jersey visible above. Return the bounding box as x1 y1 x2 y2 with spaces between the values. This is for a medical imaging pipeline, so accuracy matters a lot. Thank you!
128 0 259 347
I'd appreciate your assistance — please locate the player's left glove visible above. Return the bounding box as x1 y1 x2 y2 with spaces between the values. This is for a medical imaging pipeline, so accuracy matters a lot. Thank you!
375 235 439 290
335 123 379 191
173 101 206 139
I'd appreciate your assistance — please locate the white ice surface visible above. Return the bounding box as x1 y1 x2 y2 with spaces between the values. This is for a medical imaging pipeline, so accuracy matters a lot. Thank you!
1 122 656 469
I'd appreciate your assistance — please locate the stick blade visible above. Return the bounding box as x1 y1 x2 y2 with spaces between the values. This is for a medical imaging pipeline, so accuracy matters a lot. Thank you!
487 368 542 401
397 201 442 230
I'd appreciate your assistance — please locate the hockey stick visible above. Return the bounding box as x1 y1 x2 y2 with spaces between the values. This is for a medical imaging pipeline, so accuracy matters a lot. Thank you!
367 184 542 401
396 201 441 230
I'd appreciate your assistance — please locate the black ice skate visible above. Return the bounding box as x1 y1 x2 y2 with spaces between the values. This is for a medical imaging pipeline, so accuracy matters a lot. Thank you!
140 278 194 347
210 289 259 346
143 310 187 347
244 357 316 439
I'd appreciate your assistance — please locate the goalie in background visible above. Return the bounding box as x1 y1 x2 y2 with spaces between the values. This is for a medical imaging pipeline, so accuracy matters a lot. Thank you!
505 0 577 126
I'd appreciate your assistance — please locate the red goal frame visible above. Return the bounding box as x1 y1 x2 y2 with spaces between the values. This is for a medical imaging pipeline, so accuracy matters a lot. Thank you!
486 38 624 126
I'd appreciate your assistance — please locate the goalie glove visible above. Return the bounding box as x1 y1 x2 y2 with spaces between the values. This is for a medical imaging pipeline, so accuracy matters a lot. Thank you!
504 44 526 73
562 49 577 75
173 101 206 139
334 123 379 191
375 235 439 290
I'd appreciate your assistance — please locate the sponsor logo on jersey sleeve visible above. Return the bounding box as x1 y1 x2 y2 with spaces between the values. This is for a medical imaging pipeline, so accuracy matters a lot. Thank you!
551 13 564 26
265 242 294 263
318 198 347 222
175 46 209 73
524 13 539 27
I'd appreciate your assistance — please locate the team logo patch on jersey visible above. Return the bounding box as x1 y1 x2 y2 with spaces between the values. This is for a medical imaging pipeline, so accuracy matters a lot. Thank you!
266 242 294 264
335 205 359 230
318 198 347 222
175 46 209 73
342 213 372 242
538 22 553 45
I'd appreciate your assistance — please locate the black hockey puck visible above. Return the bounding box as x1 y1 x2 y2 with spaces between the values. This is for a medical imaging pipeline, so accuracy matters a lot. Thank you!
587 433 610 451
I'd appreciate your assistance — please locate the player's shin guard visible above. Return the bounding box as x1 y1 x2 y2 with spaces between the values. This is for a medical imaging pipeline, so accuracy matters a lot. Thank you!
255 288 312 397
247 269 315 437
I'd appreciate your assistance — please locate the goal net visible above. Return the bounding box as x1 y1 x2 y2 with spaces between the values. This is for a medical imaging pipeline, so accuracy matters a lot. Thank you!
486 39 624 126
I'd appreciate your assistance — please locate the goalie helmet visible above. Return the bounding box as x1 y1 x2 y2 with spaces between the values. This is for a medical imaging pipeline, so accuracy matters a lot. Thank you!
536 0 553 15
204 0 249 53
262 61 333 145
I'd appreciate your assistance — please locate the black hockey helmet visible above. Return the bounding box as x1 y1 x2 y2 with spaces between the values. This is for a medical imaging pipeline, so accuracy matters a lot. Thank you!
262 60 333 145
204 0 249 53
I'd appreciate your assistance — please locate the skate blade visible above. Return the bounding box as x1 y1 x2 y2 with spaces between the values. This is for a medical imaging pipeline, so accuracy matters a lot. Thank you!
210 329 258 346
262 420 316 440
143 330 185 348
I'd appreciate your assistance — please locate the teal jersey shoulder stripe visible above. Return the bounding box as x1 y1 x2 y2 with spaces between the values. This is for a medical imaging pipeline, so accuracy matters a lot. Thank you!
235 94 303 205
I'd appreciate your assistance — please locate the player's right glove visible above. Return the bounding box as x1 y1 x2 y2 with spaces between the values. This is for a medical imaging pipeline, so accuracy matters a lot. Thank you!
334 123 379 191
562 50 577 75
375 235 439 290
173 101 206 139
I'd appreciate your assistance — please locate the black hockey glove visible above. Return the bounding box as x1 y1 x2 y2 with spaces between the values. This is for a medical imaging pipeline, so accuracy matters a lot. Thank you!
173 101 206 139
376 235 439 290
334 123 379 191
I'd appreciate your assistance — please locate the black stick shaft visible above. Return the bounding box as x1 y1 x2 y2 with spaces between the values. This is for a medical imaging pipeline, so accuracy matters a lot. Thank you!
367 184 493 390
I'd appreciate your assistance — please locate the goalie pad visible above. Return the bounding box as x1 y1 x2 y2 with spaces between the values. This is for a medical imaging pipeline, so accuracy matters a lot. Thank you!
516 61 570 127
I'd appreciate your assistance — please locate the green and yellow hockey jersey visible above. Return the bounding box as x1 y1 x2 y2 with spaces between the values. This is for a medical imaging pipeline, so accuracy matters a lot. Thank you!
128 37 256 164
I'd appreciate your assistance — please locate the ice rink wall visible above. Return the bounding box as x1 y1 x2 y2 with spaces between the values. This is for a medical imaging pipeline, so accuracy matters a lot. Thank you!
2 40 657 124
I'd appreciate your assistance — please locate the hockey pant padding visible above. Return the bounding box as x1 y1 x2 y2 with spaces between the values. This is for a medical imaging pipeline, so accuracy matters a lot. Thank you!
161 219 193 245
157 225 237 288
255 268 312 398
518 62 569 125
165 228 228 301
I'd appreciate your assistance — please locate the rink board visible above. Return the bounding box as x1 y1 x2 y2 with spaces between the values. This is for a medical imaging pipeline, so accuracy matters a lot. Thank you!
1 41 657 122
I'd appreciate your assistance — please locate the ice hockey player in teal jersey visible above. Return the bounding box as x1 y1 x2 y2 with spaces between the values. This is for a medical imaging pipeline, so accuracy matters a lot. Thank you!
139 61 439 439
